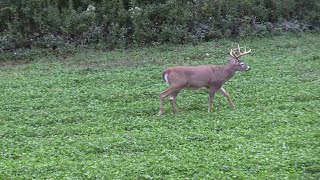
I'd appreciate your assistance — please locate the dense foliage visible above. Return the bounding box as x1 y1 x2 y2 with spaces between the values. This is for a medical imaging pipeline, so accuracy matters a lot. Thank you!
0 0 319 52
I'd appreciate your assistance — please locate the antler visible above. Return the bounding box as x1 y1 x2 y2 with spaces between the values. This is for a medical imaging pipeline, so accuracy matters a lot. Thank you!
230 44 251 58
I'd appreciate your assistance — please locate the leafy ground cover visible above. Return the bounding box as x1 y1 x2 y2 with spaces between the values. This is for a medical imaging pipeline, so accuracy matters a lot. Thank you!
0 33 319 179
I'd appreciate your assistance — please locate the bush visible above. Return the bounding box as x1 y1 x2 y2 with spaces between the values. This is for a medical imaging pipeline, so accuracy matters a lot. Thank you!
0 0 319 58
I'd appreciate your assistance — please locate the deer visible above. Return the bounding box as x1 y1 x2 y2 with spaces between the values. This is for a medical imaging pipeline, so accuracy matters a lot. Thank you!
159 45 251 115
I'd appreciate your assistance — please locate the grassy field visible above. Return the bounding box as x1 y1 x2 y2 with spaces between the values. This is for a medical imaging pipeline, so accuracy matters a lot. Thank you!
0 33 319 179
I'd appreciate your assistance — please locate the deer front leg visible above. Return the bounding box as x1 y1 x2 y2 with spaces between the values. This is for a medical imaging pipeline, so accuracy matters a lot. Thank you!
208 87 218 112
219 87 236 110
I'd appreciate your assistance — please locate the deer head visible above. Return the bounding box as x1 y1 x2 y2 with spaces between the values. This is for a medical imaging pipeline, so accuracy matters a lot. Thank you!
229 44 251 71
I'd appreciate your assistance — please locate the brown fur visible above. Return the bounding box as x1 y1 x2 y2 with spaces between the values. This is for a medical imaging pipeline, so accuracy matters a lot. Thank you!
159 55 251 115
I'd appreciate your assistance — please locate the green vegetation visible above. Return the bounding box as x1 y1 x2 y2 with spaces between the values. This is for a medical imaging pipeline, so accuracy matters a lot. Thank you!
1 0 319 55
0 33 320 179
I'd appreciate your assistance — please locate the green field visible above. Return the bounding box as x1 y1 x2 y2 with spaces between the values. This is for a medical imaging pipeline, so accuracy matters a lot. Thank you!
1 33 319 179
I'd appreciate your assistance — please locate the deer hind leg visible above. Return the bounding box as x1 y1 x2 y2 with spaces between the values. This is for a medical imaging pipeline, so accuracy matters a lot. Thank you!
219 87 236 110
208 87 219 112
169 90 180 113
159 88 180 115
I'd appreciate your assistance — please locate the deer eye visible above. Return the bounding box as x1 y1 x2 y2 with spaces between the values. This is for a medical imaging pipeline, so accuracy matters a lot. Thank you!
240 62 244 66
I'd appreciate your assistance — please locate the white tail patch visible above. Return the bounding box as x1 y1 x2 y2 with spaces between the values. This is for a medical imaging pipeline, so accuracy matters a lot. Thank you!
164 72 169 84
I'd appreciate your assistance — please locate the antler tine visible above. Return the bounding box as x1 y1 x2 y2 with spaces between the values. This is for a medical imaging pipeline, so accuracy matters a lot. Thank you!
230 49 236 58
229 44 241 58
237 46 251 57
232 44 240 52
244 46 251 53
230 44 251 58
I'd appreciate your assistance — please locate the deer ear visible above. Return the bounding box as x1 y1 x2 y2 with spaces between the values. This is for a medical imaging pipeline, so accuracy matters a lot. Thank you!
228 57 237 64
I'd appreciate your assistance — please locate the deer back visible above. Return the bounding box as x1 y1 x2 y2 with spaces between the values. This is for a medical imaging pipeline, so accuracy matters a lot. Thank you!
163 65 235 89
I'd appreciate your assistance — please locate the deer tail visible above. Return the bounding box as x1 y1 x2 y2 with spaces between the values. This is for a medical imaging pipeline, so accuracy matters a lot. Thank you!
162 69 170 84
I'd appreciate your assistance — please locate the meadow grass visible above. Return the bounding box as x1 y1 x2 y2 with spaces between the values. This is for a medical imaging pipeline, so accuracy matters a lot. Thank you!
0 33 319 179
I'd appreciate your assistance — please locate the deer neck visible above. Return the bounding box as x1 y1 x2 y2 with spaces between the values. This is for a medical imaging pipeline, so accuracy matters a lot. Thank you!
223 64 238 79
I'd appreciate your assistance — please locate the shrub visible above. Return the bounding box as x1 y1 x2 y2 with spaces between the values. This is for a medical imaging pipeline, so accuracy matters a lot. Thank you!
0 0 319 58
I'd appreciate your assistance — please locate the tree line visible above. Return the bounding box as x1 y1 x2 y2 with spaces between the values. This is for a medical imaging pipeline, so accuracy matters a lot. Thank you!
0 0 319 53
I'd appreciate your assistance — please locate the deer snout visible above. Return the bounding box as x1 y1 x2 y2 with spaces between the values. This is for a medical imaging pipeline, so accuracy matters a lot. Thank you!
246 66 251 71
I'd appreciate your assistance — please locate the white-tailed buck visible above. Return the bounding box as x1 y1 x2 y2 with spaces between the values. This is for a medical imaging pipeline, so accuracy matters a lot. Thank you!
159 45 251 115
